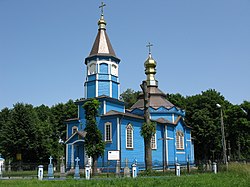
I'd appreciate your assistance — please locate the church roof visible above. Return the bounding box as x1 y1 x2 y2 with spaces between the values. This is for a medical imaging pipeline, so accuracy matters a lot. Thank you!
75 95 124 105
85 14 120 64
102 110 144 120
130 86 174 110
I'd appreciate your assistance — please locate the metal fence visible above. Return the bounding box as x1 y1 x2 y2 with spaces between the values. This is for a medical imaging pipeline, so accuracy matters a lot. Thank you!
0 159 248 178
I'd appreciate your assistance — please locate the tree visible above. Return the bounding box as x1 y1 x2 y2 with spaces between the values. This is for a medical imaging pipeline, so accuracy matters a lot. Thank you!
225 104 250 160
167 93 186 109
120 89 140 109
140 81 156 172
0 108 11 158
83 99 105 175
184 89 229 161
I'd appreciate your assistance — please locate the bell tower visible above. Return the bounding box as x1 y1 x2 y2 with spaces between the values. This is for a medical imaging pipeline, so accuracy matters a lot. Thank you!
84 3 120 99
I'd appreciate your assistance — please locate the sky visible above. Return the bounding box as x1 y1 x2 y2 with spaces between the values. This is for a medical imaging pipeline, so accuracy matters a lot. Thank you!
0 0 250 110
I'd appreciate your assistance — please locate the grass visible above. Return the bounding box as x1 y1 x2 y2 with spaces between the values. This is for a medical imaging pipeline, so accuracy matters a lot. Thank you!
0 163 249 187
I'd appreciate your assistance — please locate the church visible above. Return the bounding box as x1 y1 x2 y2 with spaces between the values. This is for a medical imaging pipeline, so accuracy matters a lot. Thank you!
65 6 194 171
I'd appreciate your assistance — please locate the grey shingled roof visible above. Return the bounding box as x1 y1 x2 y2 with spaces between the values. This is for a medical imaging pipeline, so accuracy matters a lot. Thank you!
130 86 174 110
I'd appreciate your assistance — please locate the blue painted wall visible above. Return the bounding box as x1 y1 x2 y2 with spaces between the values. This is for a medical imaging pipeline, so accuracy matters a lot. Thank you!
106 100 124 113
98 81 110 96
86 81 96 98
112 82 118 99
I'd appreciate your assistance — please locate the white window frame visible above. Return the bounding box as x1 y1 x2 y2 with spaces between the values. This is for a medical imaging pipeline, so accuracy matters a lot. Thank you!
151 133 157 150
176 130 184 150
126 124 134 149
104 122 112 142
88 62 96 75
111 64 118 76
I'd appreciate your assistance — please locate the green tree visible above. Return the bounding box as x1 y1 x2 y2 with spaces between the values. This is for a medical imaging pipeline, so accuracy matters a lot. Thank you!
225 104 250 160
83 99 105 175
120 89 140 109
184 89 228 161
140 81 156 172
167 93 186 109
0 108 11 158
0 103 42 162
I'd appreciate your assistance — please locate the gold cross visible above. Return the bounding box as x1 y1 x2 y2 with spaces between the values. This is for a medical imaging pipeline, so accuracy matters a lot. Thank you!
99 2 106 15
146 42 153 54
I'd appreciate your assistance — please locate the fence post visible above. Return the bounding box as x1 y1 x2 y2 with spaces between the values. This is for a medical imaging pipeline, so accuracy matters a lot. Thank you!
212 162 217 174
175 163 181 176
38 165 44 180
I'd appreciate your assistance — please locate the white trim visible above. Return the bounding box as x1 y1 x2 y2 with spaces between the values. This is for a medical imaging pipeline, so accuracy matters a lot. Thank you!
165 125 168 165
126 124 133 149
172 114 175 123
66 144 68 168
176 152 185 154
167 137 174 140
71 144 74 169
117 117 120 151
151 133 157 149
110 81 112 97
84 83 87 98
72 139 85 144
104 122 112 142
97 62 99 73
96 80 98 97
176 130 184 150
186 139 192 142
103 100 106 114
118 84 120 99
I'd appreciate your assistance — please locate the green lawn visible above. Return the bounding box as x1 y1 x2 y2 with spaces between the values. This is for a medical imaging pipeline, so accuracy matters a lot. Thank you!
0 163 249 187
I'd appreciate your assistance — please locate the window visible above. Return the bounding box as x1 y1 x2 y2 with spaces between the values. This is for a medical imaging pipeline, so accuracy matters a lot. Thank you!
151 133 157 149
72 126 78 135
88 63 96 75
126 124 133 149
111 64 118 76
105 122 112 142
176 131 184 149
100 63 108 74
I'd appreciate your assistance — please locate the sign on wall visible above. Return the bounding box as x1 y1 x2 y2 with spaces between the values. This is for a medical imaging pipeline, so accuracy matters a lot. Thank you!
108 150 120 161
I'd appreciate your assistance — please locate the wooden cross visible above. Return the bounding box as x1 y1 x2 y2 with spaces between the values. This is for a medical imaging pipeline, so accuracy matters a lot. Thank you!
75 157 80 165
146 42 153 54
99 2 106 15
49 156 53 164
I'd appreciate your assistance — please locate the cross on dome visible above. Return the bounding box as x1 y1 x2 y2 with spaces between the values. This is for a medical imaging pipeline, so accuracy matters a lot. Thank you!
146 42 153 54
99 2 106 16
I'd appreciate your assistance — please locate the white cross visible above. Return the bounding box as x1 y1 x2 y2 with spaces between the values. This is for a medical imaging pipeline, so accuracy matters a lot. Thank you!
49 156 53 164
60 156 65 164
75 157 80 165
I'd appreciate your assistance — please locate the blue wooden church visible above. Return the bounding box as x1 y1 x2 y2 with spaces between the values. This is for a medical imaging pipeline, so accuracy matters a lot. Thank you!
65 8 194 171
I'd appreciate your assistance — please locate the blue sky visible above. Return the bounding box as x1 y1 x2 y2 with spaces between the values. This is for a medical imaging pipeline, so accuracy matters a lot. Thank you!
0 0 249 110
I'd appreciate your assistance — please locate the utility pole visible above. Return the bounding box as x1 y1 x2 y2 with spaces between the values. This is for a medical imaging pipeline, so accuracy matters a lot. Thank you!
216 104 227 165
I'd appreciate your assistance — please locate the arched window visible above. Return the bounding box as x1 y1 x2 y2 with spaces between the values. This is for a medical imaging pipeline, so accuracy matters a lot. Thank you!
111 64 118 76
151 133 157 149
176 130 184 150
126 124 133 149
99 63 108 74
88 63 96 75
72 126 78 135
105 122 112 142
